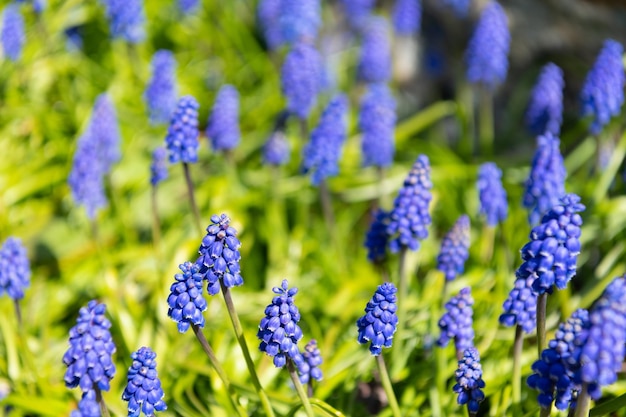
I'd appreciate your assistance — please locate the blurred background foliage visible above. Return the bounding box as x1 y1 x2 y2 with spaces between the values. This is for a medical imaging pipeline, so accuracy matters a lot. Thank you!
1 0 626 416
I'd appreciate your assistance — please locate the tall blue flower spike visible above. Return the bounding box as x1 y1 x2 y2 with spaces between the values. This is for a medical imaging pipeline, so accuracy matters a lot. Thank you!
279 0 321 46
364 209 390 264
70 390 100 417
465 1 510 90
164 96 200 164
356 282 398 355
517 194 585 295
257 280 305 368
357 17 391 84
525 63 565 136
206 85 241 152
0 237 30 301
393 0 421 36
302 95 348 185
145 50 177 125
359 83 396 168
178 0 199 14
196 214 244 295
340 0 375 30
122 347 167 417
258 0 282 50
263 130 290 166
98 0 145 43
453 348 486 414
1 5 25 62
90 94 121 174
167 262 207 333
477 162 508 226
298 339 323 384
438 287 475 354
499 275 537 334
150 147 168 187
523 132 566 226
68 130 107 219
581 39 625 135
386 155 432 252
281 42 322 119
437 215 471 282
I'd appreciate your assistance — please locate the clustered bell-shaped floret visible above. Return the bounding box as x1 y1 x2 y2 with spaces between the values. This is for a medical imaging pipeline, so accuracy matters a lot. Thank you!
63 300 116 393
517 194 585 295
281 43 322 119
356 282 398 355
206 85 241 152
144 50 177 125
359 83 396 168
339 0 375 29
438 287 475 354
178 0 199 14
386 155 432 252
1 5 24 62
164 96 200 164
279 0 321 46
263 130 290 166
499 275 537 334
453 347 486 414
196 214 244 295
477 162 508 226
122 347 167 417
257 0 282 50
0 237 30 301
298 339 323 384
100 0 145 43
364 209 390 264
70 390 100 417
392 0 421 36
357 17 391 84
437 215 470 282
150 147 168 187
525 63 564 136
167 262 207 333
257 280 305 368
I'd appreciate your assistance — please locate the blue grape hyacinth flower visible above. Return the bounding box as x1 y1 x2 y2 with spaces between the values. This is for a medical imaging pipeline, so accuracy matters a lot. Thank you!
518 194 585 295
178 0 199 14
499 275 537 334
340 0 375 29
196 214 244 295
263 130 290 166
70 390 100 417
299 339 323 384
207 85 241 152
257 279 305 368
150 147 168 187
465 1 510 89
359 83 396 168
68 131 107 219
525 63 564 136
581 39 625 135
441 0 470 17
364 209 390 264
0 237 30 301
62 300 116 393
280 0 321 46
164 96 200 164
122 347 167 417
1 5 25 62
90 94 121 174
302 95 348 185
523 132 566 226
438 287 475 354
167 262 207 333
145 50 177 125
257 0 282 50
393 0 421 36
356 282 398 355
387 155 433 253
477 162 508 226
281 43 322 119
437 215 471 282
357 17 391 84
99 0 145 43
453 347 486 414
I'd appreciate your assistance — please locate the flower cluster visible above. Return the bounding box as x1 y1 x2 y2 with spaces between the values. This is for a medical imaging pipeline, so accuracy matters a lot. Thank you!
453 348 486 414
257 0 282 50
340 0 375 29
167 262 207 333
63 300 116 393
298 339 323 384
525 63 564 136
145 50 178 125
90 95 121 173
196 214 244 295
70 390 100 417
281 43 322 119
356 282 398 355
279 0 321 46
302 95 348 185
393 0 421 36
207 85 241 152
0 237 30 301
580 39 625 134
178 0 199 14
438 287 475 353
263 130 290 166
364 209 390 264
257 280 305 367
517 194 585 295
437 215 471 282
164 96 200 164
359 83 396 168
122 347 167 417
477 162 508 226
1 5 24 62
465 1 510 89
499 275 537 333
522 132 566 225
99 0 145 43
357 17 391 84
386 155 433 253
150 147 168 187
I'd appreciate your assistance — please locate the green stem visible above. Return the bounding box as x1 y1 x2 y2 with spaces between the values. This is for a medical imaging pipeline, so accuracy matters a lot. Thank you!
221 284 276 417
94 386 110 417
319 180 335 234
512 325 523 405
151 186 161 254
13 299 22 329
287 359 315 417
376 354 404 417
478 87 494 156
536 293 548 357
573 384 591 417
540 406 552 417
183 163 203 235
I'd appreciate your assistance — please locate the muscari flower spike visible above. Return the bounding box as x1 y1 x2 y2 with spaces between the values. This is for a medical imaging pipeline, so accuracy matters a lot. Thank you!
437 215 471 282
281 42 322 119
477 162 508 226
441 0 470 17
357 17 391 84
263 130 290 166
167 262 207 333
257 279 305 368
364 209 390 264
302 95 348 185
257 0 282 50
164 96 200 164
454 347 486 414
1 5 25 62
178 0 199 14
499 274 537 334
340 0 375 30
0 237 30 301
62 300 116 393
517 193 585 295
122 347 167 417
393 0 421 36
386 155 432 253
99 0 145 43
280 0 321 46
525 63 565 136
356 282 399 355
145 50 178 125
465 1 510 89
359 83 396 168
206 85 241 152
195 214 243 295
68 130 107 219
70 390 100 417
581 39 625 135
298 339 323 384
523 132 566 226
438 287 475 353
150 147 168 187
90 94 121 174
